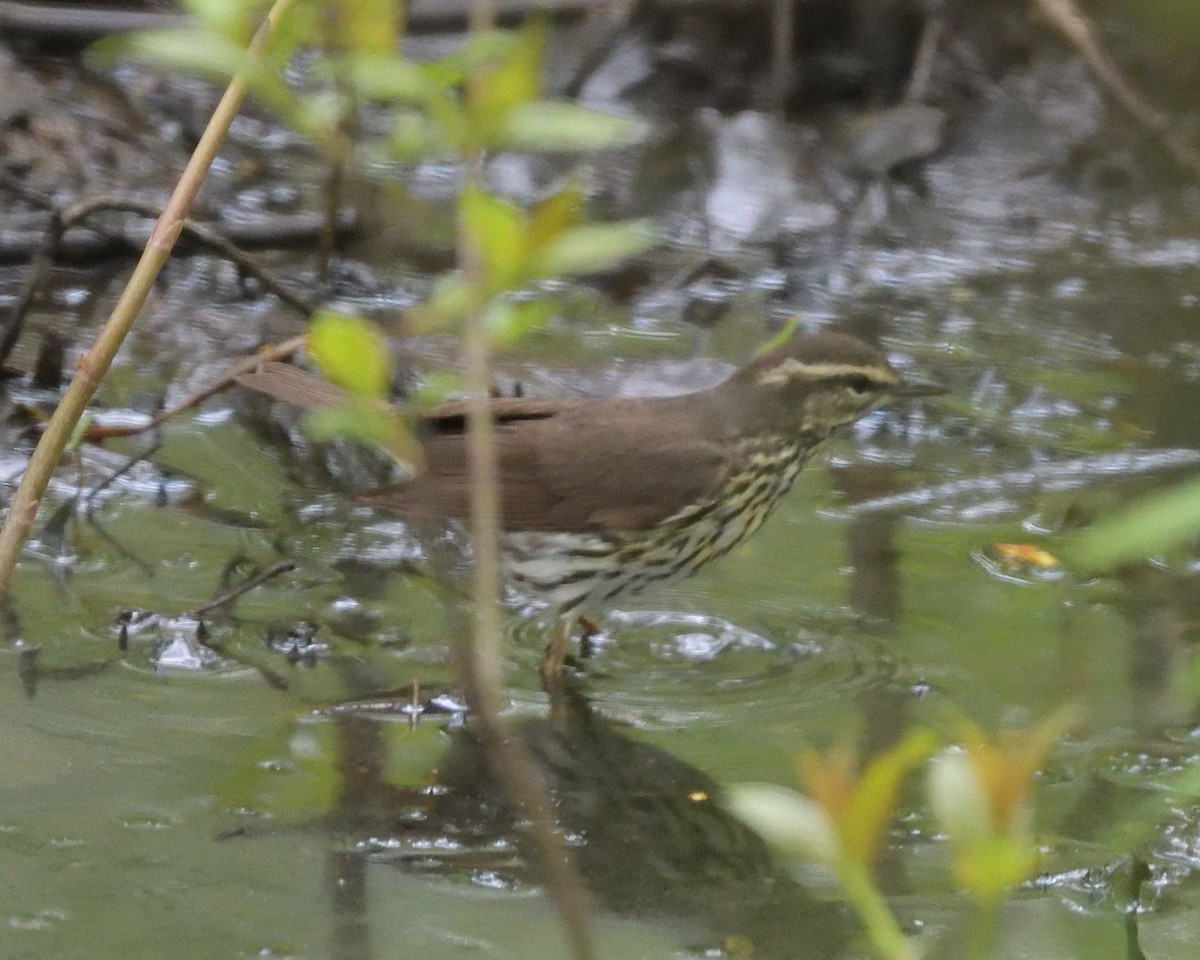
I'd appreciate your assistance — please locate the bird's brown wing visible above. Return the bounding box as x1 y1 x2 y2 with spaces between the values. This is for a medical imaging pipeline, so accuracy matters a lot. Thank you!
361 395 730 532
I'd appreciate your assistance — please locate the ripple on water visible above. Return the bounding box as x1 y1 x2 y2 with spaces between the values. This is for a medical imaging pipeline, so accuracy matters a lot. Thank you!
506 607 903 724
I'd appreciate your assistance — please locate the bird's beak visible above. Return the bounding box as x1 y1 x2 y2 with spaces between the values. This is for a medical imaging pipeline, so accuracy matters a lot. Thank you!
894 378 946 398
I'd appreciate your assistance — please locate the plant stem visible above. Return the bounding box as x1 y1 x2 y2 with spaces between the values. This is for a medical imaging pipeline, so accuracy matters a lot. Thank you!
839 862 915 960
0 0 298 600
967 898 1000 960
456 160 594 960
469 0 496 32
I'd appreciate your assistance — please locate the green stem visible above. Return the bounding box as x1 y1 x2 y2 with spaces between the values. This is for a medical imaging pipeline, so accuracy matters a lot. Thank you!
967 897 1000 960
838 862 914 960
454 160 594 958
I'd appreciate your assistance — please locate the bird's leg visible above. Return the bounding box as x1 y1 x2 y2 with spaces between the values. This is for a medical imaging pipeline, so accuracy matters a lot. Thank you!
540 613 574 684
577 615 601 660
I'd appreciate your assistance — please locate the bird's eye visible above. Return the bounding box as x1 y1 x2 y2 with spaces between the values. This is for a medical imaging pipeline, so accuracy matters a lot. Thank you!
845 374 873 394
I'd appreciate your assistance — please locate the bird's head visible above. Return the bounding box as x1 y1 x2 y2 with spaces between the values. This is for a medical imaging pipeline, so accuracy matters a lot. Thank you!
732 330 941 436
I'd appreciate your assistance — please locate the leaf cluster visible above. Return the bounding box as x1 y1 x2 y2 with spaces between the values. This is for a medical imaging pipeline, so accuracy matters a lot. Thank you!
103 3 658 467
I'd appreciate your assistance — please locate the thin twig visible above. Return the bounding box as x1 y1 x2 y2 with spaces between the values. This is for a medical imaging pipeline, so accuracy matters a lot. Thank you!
1 195 314 366
189 559 297 617
771 0 794 113
0 202 74 369
1035 0 1200 178
83 438 163 516
0 0 300 600
86 511 156 579
904 12 943 103
81 334 307 441
0 208 360 264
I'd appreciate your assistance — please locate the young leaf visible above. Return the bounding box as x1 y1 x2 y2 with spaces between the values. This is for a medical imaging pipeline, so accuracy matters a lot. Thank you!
184 0 261 44
485 299 553 347
527 180 584 252
459 187 529 294
468 17 546 127
102 28 252 79
411 371 465 408
434 29 514 86
345 54 440 103
838 730 936 868
97 27 289 107
303 403 422 472
499 101 649 152
334 0 398 56
725 783 840 866
388 110 450 162
307 312 391 399
408 273 475 332
1067 475 1200 570
530 220 657 279
755 316 802 358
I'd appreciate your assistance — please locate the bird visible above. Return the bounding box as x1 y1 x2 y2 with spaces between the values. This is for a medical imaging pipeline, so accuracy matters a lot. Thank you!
239 329 941 681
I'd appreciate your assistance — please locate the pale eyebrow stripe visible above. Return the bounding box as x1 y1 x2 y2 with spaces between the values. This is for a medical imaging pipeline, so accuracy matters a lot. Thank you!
757 359 899 387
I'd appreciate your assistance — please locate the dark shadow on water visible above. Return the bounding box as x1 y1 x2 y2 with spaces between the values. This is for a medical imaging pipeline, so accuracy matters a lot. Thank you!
310 692 849 960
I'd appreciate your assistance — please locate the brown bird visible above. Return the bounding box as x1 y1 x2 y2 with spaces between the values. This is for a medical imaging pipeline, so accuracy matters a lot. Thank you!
240 330 940 679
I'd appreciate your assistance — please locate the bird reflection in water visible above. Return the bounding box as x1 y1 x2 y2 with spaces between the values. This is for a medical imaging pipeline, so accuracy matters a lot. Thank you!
312 689 848 960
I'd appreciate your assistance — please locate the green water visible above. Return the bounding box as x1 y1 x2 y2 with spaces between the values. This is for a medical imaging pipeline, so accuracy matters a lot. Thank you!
5 245 1200 960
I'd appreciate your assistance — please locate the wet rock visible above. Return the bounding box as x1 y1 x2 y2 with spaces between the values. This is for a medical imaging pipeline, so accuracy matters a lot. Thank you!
928 54 1106 219
971 55 1104 171
0 47 43 128
485 152 565 203
704 110 838 249
655 13 726 80
578 30 656 106
840 102 947 178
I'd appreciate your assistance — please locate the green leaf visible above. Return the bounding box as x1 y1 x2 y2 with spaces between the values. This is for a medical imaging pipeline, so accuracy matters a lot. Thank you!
345 54 440 102
485 299 553 347
953 836 1040 901
303 403 423 472
527 180 584 252
100 28 250 78
468 18 546 123
96 27 289 106
1066 474 1200 570
755 316 801 358
184 0 261 44
261 1 318 64
725 783 840 866
408 273 476 332
334 0 398 55
388 110 450 161
433 29 515 85
498 101 649 152
459 187 529 294
422 90 472 152
411 371 465 408
307 312 391 399
291 89 346 138
927 750 993 848
530 219 658 279
841 730 936 868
